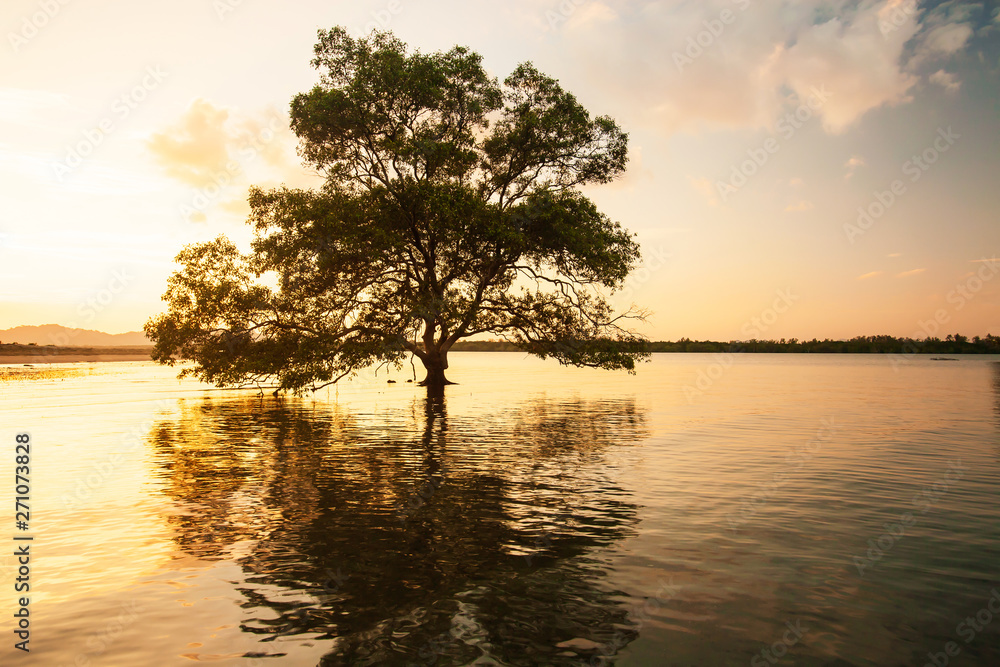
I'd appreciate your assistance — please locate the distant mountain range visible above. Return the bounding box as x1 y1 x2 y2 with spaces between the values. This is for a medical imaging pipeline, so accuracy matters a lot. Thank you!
0 325 149 346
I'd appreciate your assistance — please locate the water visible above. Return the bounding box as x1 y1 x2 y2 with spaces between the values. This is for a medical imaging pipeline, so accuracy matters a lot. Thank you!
2 353 999 666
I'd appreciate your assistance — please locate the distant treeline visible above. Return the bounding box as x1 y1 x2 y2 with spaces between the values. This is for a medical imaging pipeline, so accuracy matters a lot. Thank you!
3 337 999 359
453 335 1000 355
646 335 1000 354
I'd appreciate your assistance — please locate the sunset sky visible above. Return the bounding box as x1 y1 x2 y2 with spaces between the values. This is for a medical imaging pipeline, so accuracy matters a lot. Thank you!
2 0 998 340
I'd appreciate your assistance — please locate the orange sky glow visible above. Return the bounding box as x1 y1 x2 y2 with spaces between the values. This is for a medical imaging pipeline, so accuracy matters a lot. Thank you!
1 0 998 340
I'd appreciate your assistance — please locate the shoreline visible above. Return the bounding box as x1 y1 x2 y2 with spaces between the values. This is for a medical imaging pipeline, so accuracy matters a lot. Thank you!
0 354 153 364
3 339 999 363
3 352 999 365
0 344 154 364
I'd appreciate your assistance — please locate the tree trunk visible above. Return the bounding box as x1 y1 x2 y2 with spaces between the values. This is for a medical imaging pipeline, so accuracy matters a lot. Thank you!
419 348 455 391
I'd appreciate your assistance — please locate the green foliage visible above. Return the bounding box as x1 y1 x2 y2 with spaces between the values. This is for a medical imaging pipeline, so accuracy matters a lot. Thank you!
146 27 647 392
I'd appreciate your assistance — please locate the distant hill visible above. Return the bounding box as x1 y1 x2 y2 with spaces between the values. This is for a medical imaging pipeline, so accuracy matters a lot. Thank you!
0 324 149 346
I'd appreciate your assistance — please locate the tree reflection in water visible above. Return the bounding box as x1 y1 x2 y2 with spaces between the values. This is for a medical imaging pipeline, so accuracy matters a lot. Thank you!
147 394 649 665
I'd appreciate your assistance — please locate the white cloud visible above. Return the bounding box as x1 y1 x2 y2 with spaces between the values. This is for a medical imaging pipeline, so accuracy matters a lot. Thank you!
778 6 919 133
549 0 976 135
929 69 961 92
920 22 974 54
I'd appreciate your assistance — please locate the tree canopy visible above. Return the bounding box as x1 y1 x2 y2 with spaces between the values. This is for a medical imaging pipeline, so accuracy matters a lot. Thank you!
146 27 648 393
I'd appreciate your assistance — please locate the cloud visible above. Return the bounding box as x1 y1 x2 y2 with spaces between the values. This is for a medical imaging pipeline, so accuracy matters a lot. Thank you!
858 271 884 280
148 99 310 185
844 154 865 179
785 200 815 212
896 268 926 278
919 21 974 56
888 252 902 258
219 197 251 218
147 99 230 186
788 177 805 187
148 99 322 220
906 1 977 70
564 0 618 31
552 0 976 135
929 69 961 92
688 176 719 207
777 8 921 133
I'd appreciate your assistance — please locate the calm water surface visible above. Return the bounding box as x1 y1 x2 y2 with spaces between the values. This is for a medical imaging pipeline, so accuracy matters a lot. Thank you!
2 353 999 666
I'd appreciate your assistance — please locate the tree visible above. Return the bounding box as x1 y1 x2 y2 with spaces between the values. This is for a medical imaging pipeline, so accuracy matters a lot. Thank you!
145 27 648 393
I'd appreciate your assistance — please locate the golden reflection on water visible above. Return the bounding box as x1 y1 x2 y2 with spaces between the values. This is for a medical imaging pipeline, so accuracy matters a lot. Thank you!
143 393 648 664
0 364 92 382
4 355 1000 666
